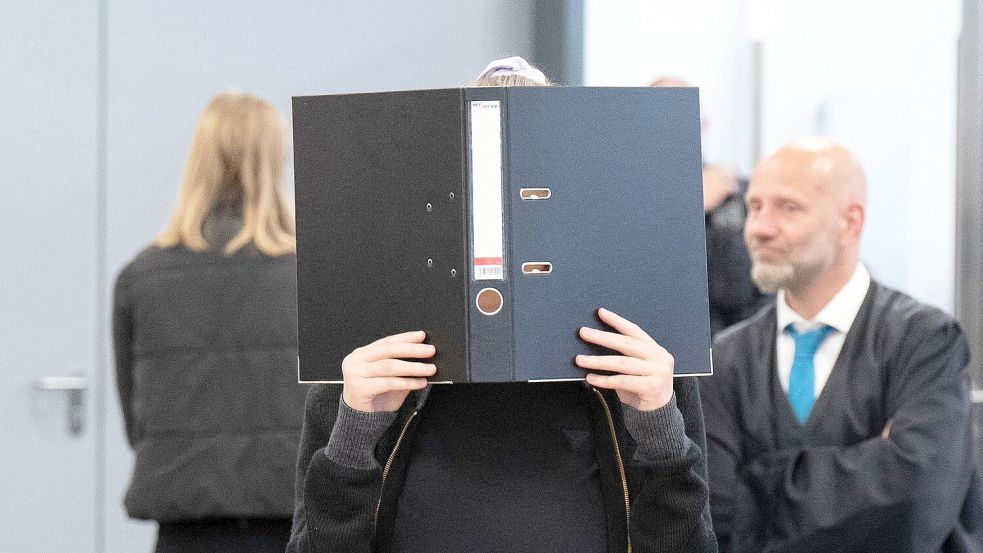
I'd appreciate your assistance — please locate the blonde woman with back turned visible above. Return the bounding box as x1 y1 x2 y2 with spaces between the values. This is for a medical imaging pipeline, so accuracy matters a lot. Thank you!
113 91 305 553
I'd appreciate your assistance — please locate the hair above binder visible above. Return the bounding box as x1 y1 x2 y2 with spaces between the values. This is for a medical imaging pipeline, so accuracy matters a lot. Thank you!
471 56 553 87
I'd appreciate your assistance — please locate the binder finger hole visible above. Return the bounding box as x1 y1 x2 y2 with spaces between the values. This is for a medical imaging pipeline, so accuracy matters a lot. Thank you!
519 188 552 200
476 287 503 316
521 262 553 275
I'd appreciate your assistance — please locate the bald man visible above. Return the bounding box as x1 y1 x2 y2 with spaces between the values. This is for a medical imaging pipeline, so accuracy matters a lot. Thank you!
701 138 982 552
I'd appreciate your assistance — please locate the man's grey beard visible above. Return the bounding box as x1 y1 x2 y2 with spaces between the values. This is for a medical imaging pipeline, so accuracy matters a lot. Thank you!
751 261 795 294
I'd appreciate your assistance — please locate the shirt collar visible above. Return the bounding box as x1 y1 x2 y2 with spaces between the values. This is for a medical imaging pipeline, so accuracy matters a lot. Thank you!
776 263 871 334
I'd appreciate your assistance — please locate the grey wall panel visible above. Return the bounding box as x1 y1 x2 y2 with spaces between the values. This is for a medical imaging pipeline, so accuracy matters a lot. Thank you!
102 2 535 549
533 0 584 85
0 2 100 552
106 0 536 273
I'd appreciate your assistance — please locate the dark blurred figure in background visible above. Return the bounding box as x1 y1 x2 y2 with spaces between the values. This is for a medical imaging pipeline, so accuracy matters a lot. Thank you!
702 137 982 552
652 76 769 336
113 91 305 553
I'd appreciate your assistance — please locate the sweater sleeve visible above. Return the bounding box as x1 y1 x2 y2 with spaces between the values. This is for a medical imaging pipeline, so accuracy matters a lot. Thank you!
286 385 399 553
622 377 718 552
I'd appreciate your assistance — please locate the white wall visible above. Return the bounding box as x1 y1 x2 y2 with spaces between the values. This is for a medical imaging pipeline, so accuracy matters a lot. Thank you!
754 0 961 311
584 0 754 174
585 0 961 312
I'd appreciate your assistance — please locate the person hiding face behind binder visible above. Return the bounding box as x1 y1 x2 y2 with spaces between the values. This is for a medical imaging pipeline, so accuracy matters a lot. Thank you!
286 58 717 553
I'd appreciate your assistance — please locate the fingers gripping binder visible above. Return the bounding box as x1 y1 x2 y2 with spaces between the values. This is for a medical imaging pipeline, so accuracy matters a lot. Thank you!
292 86 711 383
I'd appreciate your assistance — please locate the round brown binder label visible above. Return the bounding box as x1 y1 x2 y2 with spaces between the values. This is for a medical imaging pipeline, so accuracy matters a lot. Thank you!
476 287 503 316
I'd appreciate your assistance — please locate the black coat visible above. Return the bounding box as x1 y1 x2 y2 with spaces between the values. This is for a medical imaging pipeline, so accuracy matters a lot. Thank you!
112 213 306 520
702 280 983 552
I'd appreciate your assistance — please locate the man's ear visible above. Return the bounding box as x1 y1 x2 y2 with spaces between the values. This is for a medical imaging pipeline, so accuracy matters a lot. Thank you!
842 203 865 245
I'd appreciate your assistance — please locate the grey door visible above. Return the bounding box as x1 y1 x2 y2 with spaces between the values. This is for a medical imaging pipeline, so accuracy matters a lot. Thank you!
0 2 100 552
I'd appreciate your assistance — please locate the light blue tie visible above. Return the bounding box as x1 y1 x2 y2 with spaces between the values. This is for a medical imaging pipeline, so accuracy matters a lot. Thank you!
785 324 835 424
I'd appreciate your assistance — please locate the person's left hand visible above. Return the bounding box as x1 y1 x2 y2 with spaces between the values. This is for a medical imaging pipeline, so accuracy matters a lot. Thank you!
576 308 675 411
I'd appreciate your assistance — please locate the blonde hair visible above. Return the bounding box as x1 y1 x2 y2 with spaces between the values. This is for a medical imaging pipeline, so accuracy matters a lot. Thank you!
155 91 296 256
470 73 553 87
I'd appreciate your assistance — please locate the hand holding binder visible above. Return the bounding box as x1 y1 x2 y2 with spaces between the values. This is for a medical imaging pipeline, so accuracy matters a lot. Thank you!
340 331 436 413
337 307 676 414
576 308 675 412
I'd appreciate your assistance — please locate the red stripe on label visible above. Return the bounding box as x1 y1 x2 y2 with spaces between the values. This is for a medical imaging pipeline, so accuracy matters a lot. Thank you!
474 257 504 266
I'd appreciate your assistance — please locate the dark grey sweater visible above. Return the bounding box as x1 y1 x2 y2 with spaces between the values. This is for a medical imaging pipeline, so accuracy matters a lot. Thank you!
112 212 306 520
287 378 717 552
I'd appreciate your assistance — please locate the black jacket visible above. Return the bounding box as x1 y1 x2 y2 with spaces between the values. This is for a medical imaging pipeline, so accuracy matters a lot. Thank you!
112 213 306 520
287 379 717 553
703 280 983 552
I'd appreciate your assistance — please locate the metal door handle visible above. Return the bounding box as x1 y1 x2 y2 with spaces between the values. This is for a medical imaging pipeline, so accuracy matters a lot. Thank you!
35 374 86 436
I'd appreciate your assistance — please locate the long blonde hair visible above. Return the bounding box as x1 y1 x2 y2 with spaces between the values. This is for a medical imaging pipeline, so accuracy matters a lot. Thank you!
155 91 296 256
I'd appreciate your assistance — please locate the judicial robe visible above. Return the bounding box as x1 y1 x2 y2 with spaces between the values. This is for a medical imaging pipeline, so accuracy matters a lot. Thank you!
702 280 982 552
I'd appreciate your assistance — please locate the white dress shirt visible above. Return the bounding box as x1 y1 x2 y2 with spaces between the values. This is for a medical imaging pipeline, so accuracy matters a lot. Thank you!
776 264 871 397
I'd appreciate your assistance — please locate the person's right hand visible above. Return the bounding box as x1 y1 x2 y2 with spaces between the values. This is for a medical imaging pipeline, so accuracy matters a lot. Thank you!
341 330 436 413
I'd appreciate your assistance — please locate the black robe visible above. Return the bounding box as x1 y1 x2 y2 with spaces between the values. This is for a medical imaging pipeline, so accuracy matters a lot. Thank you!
702 280 982 552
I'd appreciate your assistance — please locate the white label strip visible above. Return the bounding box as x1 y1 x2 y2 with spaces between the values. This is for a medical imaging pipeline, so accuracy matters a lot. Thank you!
469 100 505 281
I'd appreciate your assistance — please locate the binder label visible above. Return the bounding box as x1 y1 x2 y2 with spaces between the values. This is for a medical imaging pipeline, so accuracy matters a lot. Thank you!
469 100 505 280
